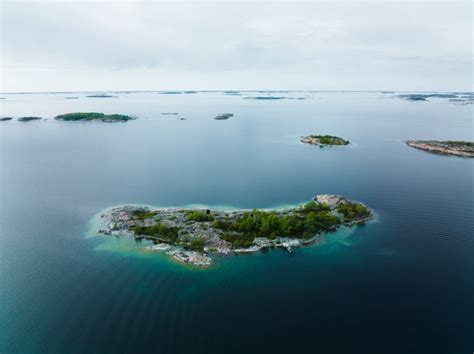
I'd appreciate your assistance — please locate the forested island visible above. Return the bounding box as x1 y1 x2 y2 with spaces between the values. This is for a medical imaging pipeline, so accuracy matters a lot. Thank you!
96 195 372 266
301 135 350 146
17 117 42 122
405 140 474 157
55 112 134 122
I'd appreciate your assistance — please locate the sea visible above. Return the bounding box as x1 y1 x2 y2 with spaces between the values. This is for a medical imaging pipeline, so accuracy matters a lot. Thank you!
0 91 472 353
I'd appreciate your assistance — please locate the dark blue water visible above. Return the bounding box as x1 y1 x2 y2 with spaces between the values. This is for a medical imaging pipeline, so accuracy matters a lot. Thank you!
1 91 472 353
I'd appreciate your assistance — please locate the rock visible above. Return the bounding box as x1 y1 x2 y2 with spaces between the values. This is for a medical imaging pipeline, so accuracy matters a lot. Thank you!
214 113 234 120
146 243 171 251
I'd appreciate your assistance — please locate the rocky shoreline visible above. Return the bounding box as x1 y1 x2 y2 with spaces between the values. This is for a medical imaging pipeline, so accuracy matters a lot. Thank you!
96 195 372 266
405 140 474 158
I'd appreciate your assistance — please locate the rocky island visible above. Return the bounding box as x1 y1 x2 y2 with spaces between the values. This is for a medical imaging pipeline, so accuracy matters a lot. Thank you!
17 116 43 122
55 112 134 122
300 135 350 147
96 195 372 266
214 113 234 120
405 140 474 157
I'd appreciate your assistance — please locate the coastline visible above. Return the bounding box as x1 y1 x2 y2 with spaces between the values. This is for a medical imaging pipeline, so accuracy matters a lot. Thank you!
93 195 373 267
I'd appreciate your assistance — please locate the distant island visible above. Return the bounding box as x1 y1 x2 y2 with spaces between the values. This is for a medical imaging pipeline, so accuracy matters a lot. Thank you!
397 93 458 101
405 140 474 157
244 96 286 100
0 117 13 121
55 112 134 122
86 93 115 98
301 135 350 147
214 113 234 120
96 194 372 266
18 116 42 122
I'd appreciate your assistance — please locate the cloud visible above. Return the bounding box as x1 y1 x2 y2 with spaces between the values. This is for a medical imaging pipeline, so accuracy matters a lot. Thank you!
1 1 472 91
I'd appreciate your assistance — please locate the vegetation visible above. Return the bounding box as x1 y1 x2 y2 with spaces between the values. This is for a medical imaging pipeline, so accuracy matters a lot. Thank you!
213 207 341 247
55 112 133 122
184 238 206 252
132 224 179 242
18 117 42 122
337 203 370 221
186 211 214 222
444 141 474 148
311 135 349 145
132 209 158 220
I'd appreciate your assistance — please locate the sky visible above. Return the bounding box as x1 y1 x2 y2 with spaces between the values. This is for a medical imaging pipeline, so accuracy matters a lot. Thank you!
1 1 472 92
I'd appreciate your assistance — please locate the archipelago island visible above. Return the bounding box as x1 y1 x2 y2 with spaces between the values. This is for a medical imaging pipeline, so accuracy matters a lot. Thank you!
96 195 372 266
55 112 135 122
405 140 474 158
300 135 350 147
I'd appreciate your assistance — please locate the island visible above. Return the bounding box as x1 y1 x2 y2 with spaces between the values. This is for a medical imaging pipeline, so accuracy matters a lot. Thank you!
55 112 134 122
214 113 234 120
300 135 350 147
244 96 286 100
17 116 42 122
405 140 474 157
0 117 13 121
86 93 115 98
96 194 372 266
397 93 458 101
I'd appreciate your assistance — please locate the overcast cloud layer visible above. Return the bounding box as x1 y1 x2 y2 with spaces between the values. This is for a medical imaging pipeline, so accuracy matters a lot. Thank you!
1 1 472 92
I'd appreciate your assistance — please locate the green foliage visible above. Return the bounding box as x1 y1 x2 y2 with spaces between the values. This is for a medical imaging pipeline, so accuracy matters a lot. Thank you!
55 112 133 121
311 135 349 145
221 233 255 248
444 141 474 148
185 238 206 252
186 211 214 222
132 223 178 242
132 209 157 220
337 203 370 221
211 219 232 231
212 208 342 244
302 201 330 212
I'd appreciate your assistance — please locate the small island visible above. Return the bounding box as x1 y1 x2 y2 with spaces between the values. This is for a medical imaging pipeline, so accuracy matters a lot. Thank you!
86 93 115 98
96 194 372 266
405 140 474 157
18 116 43 122
55 112 134 122
0 117 13 121
214 113 234 120
300 135 350 147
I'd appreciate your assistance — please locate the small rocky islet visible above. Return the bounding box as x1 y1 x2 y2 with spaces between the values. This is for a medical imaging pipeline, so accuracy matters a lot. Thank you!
405 140 474 158
214 113 234 120
96 194 372 266
300 134 350 147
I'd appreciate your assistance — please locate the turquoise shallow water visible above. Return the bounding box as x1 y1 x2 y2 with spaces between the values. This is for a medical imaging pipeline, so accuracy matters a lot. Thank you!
0 91 473 353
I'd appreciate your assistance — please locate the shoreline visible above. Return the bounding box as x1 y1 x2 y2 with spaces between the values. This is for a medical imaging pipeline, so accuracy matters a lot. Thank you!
405 140 474 158
94 195 373 267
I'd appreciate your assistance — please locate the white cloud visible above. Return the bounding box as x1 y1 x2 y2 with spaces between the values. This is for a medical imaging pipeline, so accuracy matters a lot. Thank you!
1 1 472 91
